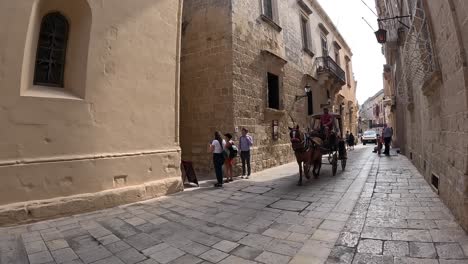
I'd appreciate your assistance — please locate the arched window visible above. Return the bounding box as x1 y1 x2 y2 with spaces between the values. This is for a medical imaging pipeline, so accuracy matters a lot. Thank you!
34 12 69 87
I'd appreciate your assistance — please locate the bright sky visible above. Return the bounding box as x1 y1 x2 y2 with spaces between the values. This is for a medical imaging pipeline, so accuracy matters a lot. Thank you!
317 0 386 104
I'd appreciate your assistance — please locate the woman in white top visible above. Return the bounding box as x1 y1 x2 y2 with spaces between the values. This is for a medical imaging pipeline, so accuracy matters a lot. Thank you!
209 131 226 187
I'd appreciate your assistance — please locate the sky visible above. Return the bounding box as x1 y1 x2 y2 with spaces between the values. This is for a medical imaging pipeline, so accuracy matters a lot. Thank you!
317 0 386 104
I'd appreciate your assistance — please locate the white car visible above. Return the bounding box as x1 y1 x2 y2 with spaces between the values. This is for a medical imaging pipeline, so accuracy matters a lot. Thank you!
362 130 377 145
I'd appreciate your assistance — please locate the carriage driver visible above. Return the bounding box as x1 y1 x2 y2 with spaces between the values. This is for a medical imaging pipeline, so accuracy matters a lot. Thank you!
320 107 335 137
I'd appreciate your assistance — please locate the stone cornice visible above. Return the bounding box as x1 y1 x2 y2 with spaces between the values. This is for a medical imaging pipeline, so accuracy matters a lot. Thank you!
307 0 353 56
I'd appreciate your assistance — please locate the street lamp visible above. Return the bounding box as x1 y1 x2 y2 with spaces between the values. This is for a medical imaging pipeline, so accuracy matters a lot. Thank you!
295 85 312 102
375 28 387 44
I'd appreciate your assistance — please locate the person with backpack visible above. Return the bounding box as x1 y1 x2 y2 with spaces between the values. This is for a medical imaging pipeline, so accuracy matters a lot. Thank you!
208 131 226 187
223 133 237 182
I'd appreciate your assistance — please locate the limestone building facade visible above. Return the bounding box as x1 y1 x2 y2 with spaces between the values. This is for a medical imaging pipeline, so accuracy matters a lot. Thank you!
181 0 358 177
376 0 468 230
359 89 388 132
0 0 183 225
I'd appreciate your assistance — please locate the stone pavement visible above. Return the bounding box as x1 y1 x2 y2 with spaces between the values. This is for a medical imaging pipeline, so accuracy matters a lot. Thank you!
0 146 467 264
326 155 468 264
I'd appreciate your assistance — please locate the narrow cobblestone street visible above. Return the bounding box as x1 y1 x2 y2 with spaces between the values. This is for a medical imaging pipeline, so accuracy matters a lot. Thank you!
1 146 467 264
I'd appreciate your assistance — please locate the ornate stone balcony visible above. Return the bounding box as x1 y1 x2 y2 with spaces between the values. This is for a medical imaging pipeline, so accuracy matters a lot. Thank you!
315 56 346 86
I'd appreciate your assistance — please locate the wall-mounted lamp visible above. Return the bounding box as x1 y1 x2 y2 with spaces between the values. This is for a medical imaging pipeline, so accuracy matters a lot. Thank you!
295 85 312 102
375 15 411 44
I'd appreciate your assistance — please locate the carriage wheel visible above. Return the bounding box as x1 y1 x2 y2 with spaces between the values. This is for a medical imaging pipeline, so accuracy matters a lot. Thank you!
332 153 338 176
341 158 347 171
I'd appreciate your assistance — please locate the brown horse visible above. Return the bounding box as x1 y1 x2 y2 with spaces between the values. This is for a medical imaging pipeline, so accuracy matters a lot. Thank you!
309 137 323 178
289 125 320 185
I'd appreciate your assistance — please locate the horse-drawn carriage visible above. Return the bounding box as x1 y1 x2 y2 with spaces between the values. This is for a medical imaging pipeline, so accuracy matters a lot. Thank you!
289 112 347 185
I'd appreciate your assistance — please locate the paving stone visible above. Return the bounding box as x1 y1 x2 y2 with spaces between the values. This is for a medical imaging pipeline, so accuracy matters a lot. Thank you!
351 253 393 264
75 245 113 263
238 234 274 249
269 200 309 212
28 251 54 264
149 246 185 264
142 242 171 256
135 259 159 264
116 248 147 264
310 229 340 243
124 217 147 227
383 241 409 257
218 255 256 264
124 233 160 251
170 254 203 264
320 220 347 232
179 242 210 256
97 234 120 245
25 240 48 254
46 239 69 251
408 242 437 258
336 232 360 247
286 232 309 242
255 251 291 264
262 229 290 239
91 256 125 264
438 260 468 264
241 186 272 194
51 248 79 263
231 245 263 260
393 257 438 264
327 246 355 264
212 240 240 253
435 243 466 259
392 229 432 242
199 248 229 263
357 239 383 254
104 241 132 254
430 230 467 243
361 227 392 240
266 239 302 256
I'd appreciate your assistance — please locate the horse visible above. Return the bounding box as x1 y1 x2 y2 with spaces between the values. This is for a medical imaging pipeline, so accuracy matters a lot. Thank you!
288 125 322 185
309 136 323 178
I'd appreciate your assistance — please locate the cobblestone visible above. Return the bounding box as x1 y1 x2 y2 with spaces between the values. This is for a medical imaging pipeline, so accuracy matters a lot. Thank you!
327 153 468 264
2 147 467 264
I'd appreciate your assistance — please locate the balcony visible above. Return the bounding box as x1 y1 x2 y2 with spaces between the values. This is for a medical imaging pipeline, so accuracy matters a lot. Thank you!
315 56 346 85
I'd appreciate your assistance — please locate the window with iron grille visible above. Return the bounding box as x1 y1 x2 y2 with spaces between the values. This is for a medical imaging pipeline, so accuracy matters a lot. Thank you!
263 0 274 21
34 12 69 87
267 73 280 110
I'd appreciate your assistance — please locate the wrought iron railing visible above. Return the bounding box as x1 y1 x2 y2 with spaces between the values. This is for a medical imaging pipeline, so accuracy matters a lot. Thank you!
315 56 346 84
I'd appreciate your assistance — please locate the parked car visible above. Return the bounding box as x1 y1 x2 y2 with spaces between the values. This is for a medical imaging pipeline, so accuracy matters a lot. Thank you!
362 130 377 145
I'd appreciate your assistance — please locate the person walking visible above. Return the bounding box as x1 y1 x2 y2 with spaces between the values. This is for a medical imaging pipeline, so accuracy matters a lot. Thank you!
239 128 253 179
209 131 226 187
348 132 355 150
383 124 393 156
223 133 236 182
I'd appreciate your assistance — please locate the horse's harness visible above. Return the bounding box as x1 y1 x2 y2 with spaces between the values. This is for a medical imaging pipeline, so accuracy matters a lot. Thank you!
290 129 322 152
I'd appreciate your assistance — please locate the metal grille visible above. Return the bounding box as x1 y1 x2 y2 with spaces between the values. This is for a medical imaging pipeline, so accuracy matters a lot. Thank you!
396 0 438 103
34 12 69 87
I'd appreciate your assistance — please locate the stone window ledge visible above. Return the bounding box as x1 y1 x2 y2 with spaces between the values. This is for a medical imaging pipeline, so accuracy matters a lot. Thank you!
265 107 286 121
260 14 282 32
21 85 83 101
303 48 315 58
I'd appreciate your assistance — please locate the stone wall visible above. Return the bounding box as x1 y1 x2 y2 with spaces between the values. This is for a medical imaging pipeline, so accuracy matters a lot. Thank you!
180 0 234 176
0 0 183 220
181 0 357 177
378 0 468 230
